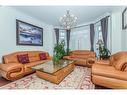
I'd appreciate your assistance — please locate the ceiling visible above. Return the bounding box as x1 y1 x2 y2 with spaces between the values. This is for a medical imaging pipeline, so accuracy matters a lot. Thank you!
12 6 124 26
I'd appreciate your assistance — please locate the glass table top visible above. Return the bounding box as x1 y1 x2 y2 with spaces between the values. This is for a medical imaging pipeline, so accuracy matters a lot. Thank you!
31 60 74 74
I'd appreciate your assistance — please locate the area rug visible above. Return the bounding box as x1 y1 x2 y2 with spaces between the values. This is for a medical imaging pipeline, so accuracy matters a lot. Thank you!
0 66 94 89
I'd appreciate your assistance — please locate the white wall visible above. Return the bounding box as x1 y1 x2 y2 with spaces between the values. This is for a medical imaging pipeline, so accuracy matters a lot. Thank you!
121 7 127 51
0 7 54 62
111 12 122 54
122 28 127 50
111 8 127 54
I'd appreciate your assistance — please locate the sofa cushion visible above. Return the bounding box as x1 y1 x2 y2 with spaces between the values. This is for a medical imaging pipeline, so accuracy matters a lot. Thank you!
71 50 92 55
39 53 47 60
3 55 19 64
17 54 30 64
28 52 40 62
29 56 40 62
70 55 87 59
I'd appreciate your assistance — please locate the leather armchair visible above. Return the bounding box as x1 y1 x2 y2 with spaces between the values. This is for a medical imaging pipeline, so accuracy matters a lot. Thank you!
92 51 127 89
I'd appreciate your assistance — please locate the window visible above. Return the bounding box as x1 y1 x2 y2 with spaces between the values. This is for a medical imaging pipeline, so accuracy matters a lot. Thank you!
59 30 66 42
59 30 67 48
98 26 103 41
94 23 103 58
70 26 90 50
94 24 103 44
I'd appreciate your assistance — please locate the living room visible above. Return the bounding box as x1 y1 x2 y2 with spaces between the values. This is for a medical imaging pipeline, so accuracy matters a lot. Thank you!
0 3 127 91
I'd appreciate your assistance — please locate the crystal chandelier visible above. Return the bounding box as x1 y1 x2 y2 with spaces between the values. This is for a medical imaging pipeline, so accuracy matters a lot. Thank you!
59 10 77 30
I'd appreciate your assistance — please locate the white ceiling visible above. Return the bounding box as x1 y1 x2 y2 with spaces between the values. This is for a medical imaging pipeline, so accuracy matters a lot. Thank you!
12 6 124 26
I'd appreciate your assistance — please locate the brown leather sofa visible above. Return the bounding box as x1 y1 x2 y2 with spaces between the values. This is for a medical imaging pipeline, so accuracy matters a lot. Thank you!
63 50 96 67
92 51 127 89
0 51 52 81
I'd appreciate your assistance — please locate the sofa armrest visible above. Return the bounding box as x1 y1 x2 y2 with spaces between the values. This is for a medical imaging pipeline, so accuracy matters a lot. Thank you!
0 63 24 80
63 56 78 61
0 63 23 72
113 58 127 71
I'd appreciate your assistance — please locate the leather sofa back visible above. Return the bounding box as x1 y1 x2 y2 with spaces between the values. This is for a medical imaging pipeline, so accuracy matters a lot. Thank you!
3 51 49 64
70 50 96 59
110 51 127 65
110 51 127 71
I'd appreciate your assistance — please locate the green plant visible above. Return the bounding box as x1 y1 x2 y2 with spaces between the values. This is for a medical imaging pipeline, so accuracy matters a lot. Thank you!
53 40 67 62
99 46 111 59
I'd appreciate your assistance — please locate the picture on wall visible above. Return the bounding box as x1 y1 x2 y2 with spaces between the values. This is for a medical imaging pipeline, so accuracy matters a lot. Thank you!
122 7 127 29
16 19 43 46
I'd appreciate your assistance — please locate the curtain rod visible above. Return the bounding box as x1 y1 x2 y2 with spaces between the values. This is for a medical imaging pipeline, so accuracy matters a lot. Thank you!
58 15 110 30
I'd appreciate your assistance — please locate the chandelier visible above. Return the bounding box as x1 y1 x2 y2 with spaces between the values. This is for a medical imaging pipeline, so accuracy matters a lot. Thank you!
59 10 78 30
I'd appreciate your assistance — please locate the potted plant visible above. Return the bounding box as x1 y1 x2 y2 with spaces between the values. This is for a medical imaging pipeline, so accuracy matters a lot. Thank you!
99 46 111 60
53 40 67 63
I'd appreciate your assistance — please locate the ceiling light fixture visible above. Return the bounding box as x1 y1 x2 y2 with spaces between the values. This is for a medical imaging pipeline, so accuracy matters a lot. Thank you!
59 10 77 30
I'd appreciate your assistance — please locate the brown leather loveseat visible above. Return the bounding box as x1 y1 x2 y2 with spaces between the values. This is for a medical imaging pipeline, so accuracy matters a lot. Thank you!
0 51 52 81
63 50 96 67
92 51 127 89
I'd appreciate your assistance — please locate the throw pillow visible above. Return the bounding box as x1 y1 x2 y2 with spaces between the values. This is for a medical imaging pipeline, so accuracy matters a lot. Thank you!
39 53 47 60
17 54 30 64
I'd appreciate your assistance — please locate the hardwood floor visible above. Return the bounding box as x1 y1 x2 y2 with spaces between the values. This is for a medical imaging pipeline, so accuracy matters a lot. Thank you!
95 85 111 89
0 75 11 87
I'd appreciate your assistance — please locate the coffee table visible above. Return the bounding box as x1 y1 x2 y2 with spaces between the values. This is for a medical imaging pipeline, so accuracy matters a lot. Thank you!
31 60 75 84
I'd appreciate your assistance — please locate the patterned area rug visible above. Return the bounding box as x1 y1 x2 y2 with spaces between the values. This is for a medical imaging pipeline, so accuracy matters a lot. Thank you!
0 66 94 89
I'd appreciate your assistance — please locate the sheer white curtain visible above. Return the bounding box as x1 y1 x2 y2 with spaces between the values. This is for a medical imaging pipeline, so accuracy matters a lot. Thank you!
94 22 101 58
59 30 67 49
70 26 90 51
